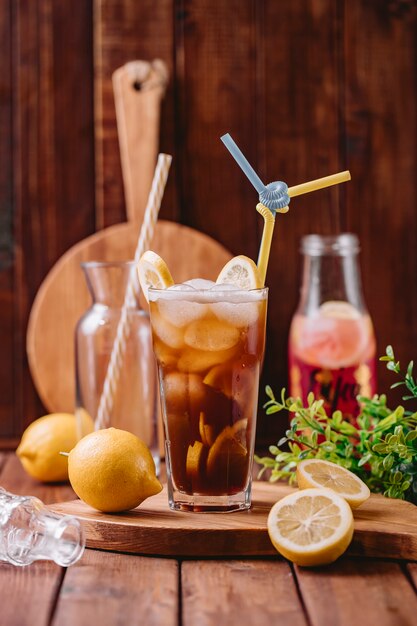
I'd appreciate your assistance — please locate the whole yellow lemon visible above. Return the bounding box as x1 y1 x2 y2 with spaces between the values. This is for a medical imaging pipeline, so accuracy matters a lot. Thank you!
16 412 94 482
68 428 162 513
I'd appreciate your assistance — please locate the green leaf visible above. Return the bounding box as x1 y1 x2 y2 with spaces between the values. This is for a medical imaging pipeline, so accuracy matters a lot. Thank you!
265 385 275 400
386 345 394 358
391 381 405 389
358 453 372 466
259 374 417 505
383 455 394 470
266 406 280 414
393 471 403 483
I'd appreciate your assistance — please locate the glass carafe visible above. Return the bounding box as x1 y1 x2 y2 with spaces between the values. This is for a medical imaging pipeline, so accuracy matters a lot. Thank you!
288 233 377 422
75 261 160 474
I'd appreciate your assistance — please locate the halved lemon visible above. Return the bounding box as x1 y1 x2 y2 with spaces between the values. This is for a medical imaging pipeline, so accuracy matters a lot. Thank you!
216 255 262 290
267 488 354 567
296 459 370 509
137 251 174 302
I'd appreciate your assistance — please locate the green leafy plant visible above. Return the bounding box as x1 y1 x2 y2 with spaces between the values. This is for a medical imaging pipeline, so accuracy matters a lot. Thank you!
255 346 417 503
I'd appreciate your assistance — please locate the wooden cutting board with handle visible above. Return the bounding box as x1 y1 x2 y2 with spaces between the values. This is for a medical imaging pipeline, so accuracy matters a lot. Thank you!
50 481 417 560
26 60 232 414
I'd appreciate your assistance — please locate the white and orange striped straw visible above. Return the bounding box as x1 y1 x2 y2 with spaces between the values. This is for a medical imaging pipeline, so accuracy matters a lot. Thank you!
94 153 172 430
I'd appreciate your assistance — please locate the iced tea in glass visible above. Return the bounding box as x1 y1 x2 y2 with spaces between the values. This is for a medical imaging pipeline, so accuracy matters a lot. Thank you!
148 282 268 511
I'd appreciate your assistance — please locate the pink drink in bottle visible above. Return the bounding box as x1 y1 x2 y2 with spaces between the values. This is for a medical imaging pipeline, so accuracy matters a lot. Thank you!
288 234 376 422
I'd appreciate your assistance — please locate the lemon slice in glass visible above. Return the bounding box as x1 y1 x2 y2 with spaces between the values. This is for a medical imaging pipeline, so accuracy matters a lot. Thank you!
319 300 361 319
216 255 262 289
186 440 206 481
206 419 248 478
137 251 174 302
296 459 370 508
267 487 354 566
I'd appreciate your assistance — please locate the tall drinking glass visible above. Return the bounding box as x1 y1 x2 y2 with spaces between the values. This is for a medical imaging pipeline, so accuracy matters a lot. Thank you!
148 285 268 512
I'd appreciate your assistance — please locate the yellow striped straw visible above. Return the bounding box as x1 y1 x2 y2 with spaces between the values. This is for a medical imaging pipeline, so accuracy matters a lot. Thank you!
256 170 351 285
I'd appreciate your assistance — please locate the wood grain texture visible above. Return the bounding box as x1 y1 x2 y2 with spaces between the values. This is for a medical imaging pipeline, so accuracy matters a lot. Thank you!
52 549 178 626
407 562 417 590
0 0 14 437
343 1 417 399
0 561 64 626
113 60 168 225
95 0 177 227
258 0 344 445
50 482 417 560
174 0 261 259
181 560 307 626
296 557 417 626
9 0 95 437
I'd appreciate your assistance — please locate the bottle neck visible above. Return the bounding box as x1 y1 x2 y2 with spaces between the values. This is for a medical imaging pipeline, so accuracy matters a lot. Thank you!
0 490 84 567
82 261 141 309
298 251 366 315
27 511 85 566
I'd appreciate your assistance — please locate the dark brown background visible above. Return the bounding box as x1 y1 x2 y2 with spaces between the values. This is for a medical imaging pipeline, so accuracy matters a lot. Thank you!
1 0 416 447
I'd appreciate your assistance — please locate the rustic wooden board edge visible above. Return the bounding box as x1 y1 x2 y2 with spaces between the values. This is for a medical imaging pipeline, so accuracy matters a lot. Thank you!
50 482 417 561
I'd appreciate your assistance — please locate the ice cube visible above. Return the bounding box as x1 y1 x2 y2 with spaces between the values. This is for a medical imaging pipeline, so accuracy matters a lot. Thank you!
210 283 241 291
184 278 216 290
184 318 240 351
178 345 238 373
158 298 209 328
167 283 195 291
162 371 189 413
152 338 179 368
150 309 184 348
211 301 259 327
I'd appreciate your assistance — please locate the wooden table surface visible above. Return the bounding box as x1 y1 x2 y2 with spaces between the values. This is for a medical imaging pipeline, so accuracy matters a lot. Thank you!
2 450 417 626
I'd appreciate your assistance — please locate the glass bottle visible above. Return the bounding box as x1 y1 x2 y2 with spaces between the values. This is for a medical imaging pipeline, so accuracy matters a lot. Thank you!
75 261 160 474
288 233 377 422
0 488 84 567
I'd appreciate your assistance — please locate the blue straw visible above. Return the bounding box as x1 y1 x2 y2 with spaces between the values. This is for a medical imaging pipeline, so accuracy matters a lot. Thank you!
221 133 290 212
220 134 265 194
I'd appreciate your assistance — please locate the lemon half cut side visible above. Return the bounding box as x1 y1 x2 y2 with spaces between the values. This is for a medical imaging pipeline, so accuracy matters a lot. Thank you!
267 487 354 567
296 459 371 509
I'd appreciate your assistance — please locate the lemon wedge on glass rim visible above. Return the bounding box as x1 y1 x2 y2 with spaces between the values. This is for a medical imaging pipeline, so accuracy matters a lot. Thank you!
216 255 262 289
296 459 371 509
137 251 174 302
267 487 354 567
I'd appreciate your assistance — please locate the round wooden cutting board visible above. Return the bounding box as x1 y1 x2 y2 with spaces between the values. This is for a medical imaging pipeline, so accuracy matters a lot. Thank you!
26 220 232 413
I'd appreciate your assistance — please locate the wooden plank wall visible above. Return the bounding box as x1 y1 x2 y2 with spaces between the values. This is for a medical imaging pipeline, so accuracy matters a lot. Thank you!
1 0 416 446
